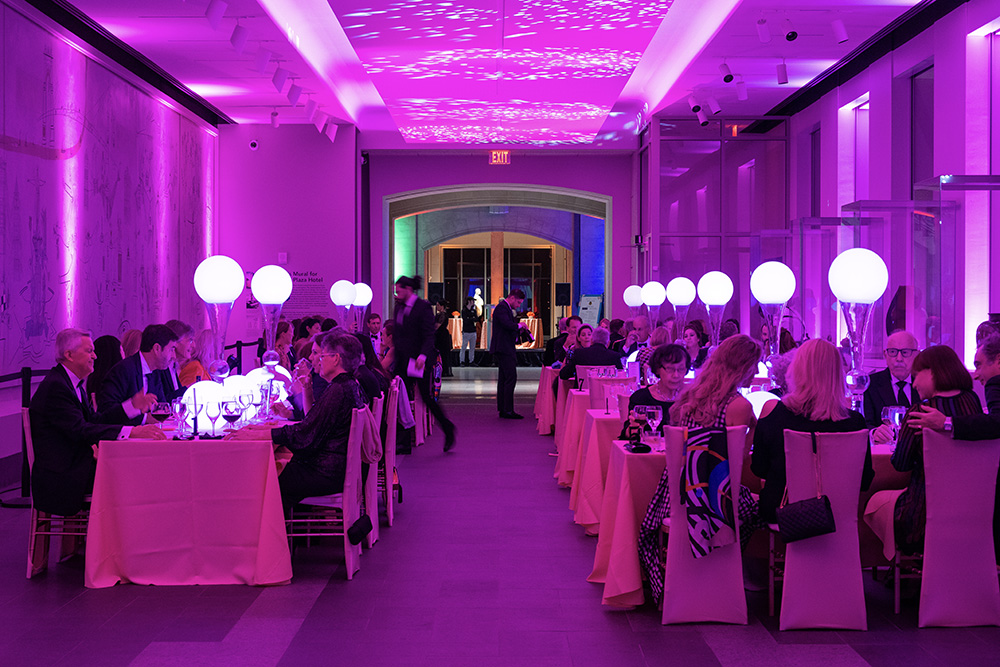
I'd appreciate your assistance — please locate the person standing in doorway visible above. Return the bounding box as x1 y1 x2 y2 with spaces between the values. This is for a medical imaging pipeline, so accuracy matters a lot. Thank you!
460 297 481 366
393 276 456 452
491 288 526 419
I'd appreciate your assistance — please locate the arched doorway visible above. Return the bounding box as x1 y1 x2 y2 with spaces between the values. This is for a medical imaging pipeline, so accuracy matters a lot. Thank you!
382 184 613 334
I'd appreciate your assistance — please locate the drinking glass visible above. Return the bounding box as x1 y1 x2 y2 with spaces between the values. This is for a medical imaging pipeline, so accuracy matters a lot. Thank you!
171 399 188 437
205 402 222 436
222 400 242 428
646 406 662 436
188 401 204 437
149 401 172 424
633 406 649 443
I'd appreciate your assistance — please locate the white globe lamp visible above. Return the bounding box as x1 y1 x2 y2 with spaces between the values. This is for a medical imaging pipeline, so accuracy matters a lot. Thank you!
351 282 373 332
251 264 294 377
623 285 644 318
641 281 666 327
330 280 357 331
827 248 889 409
750 261 796 365
193 255 244 381
697 271 734 347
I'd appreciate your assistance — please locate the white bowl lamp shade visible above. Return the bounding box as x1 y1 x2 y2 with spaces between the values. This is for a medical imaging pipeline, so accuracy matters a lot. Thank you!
623 285 644 308
750 261 796 305
250 265 293 305
640 281 667 306
352 282 373 307
193 256 244 304
330 280 357 307
828 248 889 304
697 271 734 306
666 277 696 307
746 390 780 419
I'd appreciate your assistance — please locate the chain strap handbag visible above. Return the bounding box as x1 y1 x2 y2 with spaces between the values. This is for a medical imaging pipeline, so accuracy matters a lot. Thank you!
775 432 836 542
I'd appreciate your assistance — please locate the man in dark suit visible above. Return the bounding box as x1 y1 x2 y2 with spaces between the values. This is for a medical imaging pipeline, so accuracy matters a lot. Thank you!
559 327 623 381
366 313 383 356
393 276 456 451
491 288 526 419
862 330 920 441
542 317 568 367
29 329 165 516
617 315 651 357
98 324 179 426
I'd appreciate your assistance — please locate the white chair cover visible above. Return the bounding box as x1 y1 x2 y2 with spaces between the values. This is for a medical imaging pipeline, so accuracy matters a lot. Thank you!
588 376 634 412
779 429 869 630
382 377 402 526
661 425 748 625
919 429 1000 627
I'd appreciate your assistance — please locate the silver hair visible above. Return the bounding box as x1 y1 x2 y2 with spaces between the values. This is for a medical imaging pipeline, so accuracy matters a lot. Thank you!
591 327 611 347
55 328 91 363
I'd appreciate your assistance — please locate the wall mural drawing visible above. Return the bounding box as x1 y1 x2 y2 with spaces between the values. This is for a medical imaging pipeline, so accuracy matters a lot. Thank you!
1 4 216 376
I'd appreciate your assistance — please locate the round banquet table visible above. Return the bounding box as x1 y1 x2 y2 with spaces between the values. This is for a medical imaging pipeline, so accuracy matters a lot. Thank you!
534 366 559 435
554 389 591 487
569 408 625 534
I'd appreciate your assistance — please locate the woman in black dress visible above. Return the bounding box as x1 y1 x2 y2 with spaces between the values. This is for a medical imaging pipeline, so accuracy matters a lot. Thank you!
620 344 690 438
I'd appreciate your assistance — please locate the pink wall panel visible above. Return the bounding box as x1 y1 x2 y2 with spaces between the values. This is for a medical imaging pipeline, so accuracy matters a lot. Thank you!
217 123 357 347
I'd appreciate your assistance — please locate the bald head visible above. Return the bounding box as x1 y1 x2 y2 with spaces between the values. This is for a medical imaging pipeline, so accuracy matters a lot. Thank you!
884 331 920 381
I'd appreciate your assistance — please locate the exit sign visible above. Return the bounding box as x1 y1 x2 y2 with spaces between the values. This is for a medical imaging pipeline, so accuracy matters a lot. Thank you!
488 150 511 165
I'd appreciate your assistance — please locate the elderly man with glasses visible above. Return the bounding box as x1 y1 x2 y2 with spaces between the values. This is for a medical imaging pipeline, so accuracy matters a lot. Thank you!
863 330 921 443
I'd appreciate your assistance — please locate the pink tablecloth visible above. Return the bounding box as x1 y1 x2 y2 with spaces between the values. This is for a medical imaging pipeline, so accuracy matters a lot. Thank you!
552 379 572 449
588 440 666 607
554 390 590 487
535 367 559 435
85 439 293 588
570 409 624 534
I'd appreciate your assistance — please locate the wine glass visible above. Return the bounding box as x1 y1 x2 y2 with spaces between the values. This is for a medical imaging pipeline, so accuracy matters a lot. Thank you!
205 402 222 436
881 407 900 446
171 399 188 437
632 405 649 443
149 401 172 424
646 405 662 435
222 400 242 429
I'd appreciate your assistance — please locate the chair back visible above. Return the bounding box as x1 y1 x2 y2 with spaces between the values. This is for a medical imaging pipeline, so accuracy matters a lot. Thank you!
779 429 869 630
617 392 631 422
661 425 748 625
576 366 615 391
371 392 385 433
22 408 35 471
588 376 634 412
342 408 366 520
919 429 1000 627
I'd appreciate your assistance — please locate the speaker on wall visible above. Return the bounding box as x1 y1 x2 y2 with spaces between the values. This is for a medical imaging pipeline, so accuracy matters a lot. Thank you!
427 282 445 305
555 283 571 307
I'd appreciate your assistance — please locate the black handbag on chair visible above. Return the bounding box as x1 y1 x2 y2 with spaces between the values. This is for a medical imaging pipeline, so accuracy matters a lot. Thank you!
775 432 836 543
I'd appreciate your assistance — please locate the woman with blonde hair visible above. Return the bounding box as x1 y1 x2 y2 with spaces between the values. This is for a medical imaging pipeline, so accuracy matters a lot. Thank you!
751 338 873 524
179 329 214 386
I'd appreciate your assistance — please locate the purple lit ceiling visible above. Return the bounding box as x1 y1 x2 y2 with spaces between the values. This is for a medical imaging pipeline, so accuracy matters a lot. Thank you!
66 0 920 147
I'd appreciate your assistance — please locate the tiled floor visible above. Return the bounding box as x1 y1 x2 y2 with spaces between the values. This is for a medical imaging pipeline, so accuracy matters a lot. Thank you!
1 369 998 666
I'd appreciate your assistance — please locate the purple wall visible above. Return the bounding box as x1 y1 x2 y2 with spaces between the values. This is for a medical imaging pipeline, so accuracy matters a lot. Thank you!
217 123 358 346
366 152 635 318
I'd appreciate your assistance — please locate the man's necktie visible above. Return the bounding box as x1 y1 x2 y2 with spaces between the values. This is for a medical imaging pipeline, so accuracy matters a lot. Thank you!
896 380 910 408
77 380 87 406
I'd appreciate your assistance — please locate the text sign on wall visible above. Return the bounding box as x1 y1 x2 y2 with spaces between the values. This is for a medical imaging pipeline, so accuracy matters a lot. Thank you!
488 150 511 165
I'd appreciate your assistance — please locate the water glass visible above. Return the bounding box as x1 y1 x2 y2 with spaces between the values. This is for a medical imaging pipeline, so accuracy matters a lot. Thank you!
646 406 663 436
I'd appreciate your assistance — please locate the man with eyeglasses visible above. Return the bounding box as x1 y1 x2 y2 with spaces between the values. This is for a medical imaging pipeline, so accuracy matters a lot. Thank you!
863 330 920 443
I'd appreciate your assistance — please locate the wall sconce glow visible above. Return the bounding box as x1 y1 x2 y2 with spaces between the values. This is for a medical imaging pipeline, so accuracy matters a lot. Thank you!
330 280 357 306
827 248 888 304
250 265 293 305
194 255 244 304
666 277 696 306
750 261 795 305
697 271 734 306
640 281 667 306
623 285 644 308
352 282 373 307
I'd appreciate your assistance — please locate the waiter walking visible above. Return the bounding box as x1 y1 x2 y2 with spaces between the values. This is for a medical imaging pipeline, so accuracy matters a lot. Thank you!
491 288 526 419
393 276 456 452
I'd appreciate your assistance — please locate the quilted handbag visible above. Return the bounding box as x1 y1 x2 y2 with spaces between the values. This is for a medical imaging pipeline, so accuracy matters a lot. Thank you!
775 432 836 543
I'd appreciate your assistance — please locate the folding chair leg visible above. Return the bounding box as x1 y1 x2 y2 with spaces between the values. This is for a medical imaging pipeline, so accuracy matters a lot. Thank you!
894 552 901 615
27 510 51 579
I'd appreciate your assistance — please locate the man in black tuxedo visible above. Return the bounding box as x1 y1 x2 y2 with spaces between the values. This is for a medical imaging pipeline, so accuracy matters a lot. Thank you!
29 329 165 516
559 327 623 381
491 288 526 419
542 317 568 367
98 324 179 426
366 313 383 356
862 330 920 441
393 276 456 451
616 315 651 357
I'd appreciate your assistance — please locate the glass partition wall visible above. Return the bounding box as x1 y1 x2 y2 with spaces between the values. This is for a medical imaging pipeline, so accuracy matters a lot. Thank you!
646 119 789 340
